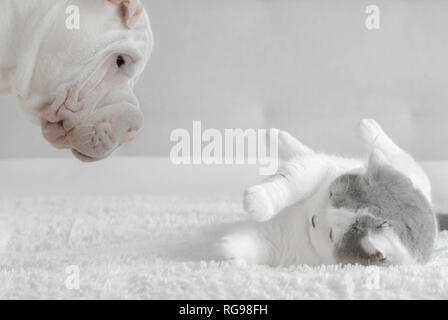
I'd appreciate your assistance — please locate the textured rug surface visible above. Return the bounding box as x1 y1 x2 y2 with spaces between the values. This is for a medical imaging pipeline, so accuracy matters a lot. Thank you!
1 195 448 300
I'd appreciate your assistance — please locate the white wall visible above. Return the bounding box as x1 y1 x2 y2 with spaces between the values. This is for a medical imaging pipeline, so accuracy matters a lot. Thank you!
1 0 448 159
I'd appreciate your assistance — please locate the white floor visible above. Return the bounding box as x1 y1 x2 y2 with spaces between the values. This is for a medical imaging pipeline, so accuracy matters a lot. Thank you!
1 157 448 299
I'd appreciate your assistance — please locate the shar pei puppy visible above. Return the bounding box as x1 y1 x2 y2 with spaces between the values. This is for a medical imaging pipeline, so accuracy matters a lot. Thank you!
0 0 153 161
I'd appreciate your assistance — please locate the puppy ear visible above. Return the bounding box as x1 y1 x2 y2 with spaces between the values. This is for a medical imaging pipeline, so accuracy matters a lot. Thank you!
107 0 143 29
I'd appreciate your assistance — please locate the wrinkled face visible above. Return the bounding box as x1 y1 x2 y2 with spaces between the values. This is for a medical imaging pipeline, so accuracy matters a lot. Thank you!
309 150 425 266
19 1 153 161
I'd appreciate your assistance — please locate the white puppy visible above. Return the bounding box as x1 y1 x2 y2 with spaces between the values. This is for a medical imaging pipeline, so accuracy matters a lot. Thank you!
0 0 153 161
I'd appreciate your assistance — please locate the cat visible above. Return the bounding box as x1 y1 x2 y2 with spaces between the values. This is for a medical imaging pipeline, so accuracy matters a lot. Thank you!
216 119 437 266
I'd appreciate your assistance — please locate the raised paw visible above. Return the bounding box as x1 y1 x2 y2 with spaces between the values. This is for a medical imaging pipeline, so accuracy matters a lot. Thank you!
243 185 275 222
278 130 313 161
107 0 143 29
357 119 384 147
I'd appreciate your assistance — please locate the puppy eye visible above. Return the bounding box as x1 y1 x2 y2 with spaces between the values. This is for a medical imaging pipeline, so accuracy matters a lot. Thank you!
311 215 316 228
116 55 126 67
329 228 333 241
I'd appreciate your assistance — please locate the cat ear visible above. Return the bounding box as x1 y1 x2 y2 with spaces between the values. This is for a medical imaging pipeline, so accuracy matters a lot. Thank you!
366 149 390 182
107 0 144 29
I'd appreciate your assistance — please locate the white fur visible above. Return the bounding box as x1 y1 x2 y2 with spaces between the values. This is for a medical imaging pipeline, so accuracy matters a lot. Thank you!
218 119 431 266
0 1 153 160
1 0 152 107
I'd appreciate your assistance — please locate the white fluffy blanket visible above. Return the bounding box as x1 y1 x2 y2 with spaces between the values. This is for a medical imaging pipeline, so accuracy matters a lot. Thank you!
1 195 448 300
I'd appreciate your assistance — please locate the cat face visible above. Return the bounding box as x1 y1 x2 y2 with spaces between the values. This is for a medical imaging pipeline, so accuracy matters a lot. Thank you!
308 194 405 266
322 150 427 266
332 210 402 266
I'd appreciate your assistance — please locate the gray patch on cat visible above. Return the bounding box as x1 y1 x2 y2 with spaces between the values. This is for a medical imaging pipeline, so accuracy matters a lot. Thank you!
329 164 436 265
437 213 448 231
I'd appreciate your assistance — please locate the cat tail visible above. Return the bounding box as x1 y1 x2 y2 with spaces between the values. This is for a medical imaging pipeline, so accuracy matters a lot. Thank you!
437 213 448 231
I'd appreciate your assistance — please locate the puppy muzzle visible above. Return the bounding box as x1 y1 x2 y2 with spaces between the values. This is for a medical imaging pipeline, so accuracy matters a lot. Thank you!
69 102 144 162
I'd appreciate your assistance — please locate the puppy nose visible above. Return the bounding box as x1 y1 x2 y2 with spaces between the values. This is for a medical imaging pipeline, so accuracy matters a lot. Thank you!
123 130 138 143
122 109 143 143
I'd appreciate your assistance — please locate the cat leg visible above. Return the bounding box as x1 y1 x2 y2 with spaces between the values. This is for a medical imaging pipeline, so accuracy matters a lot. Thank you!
244 154 330 221
357 119 432 203
277 130 314 161
357 119 403 155
245 131 316 221
216 223 275 265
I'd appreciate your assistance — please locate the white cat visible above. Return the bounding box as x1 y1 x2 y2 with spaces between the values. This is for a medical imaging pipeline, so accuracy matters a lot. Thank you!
217 119 437 266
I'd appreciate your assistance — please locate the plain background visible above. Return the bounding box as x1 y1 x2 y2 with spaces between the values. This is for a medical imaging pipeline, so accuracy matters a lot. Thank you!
1 0 448 160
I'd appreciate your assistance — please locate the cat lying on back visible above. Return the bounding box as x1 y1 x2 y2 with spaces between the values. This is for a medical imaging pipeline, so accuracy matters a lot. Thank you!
217 119 437 266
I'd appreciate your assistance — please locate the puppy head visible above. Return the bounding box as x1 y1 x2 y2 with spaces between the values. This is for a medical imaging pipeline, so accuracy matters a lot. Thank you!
15 0 153 161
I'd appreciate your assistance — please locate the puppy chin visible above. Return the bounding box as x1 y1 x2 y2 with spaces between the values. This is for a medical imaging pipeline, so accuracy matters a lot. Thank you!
71 149 112 162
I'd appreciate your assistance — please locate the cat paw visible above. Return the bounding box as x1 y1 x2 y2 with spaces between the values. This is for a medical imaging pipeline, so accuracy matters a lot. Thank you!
243 185 275 222
357 119 384 146
278 130 314 161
